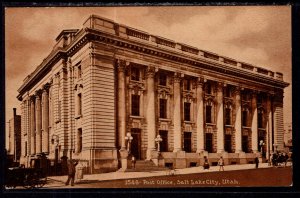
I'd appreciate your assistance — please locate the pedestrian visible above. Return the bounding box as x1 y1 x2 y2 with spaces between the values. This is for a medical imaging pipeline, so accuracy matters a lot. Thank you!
65 159 78 186
203 156 210 170
255 157 259 169
131 155 136 169
218 156 224 171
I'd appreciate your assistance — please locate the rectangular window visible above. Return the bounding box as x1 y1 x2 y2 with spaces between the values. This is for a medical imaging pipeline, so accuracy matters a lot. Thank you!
78 93 82 115
242 110 248 127
183 132 192 152
25 141 27 156
258 112 263 128
78 65 82 79
225 108 231 125
159 99 167 118
184 79 191 90
131 67 140 81
206 105 212 123
77 128 82 153
225 134 232 153
131 95 140 116
224 87 231 97
159 73 167 86
159 130 168 152
206 83 212 95
242 135 249 153
205 133 213 153
184 102 191 121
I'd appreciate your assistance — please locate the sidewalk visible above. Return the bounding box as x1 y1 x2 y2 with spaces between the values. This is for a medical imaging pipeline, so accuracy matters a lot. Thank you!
46 162 286 187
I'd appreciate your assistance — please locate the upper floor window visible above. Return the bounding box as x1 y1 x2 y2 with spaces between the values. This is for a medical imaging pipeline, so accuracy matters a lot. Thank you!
159 73 167 86
225 108 231 125
224 87 231 98
206 105 212 123
131 95 140 116
205 82 212 95
184 102 191 121
183 79 191 91
77 93 82 116
242 110 248 127
159 99 167 118
78 65 82 79
131 67 140 81
257 94 263 104
258 109 264 128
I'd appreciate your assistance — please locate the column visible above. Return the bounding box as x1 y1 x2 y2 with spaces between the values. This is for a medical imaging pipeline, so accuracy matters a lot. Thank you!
266 94 273 159
173 73 182 152
146 66 156 159
196 77 205 153
30 96 35 155
216 82 224 153
251 91 258 153
42 86 49 153
35 92 42 154
117 60 127 150
234 87 242 153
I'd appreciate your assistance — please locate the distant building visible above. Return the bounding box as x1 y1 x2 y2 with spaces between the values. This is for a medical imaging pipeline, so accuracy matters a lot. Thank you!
17 15 289 173
7 108 21 163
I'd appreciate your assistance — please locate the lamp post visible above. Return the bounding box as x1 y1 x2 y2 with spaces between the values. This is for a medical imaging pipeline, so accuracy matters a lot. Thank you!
259 140 265 155
125 133 133 154
155 134 163 152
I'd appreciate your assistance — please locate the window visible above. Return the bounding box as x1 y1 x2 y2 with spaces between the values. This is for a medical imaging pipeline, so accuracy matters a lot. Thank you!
77 128 82 153
258 110 263 128
184 102 191 121
183 132 192 152
78 65 82 79
242 110 248 127
205 133 213 153
242 135 249 153
159 73 167 86
225 108 231 125
242 91 249 101
25 141 27 156
131 95 140 116
257 95 263 104
206 83 212 94
77 93 82 116
131 67 140 81
224 87 231 97
184 79 191 90
206 105 212 123
225 135 232 153
159 130 168 152
159 99 167 118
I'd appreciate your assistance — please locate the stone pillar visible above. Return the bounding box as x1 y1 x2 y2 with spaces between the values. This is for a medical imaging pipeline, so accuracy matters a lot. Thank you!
216 82 224 153
234 87 242 153
35 92 42 154
30 97 35 155
173 73 182 152
251 92 258 153
146 66 156 159
42 86 49 154
266 94 273 160
196 77 205 153
117 60 127 150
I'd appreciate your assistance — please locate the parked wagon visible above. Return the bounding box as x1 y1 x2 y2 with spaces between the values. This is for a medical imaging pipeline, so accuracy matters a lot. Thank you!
5 167 47 189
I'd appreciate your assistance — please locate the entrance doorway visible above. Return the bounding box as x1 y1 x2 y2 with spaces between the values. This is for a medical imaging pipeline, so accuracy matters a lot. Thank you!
205 133 213 153
131 128 141 160
183 132 192 153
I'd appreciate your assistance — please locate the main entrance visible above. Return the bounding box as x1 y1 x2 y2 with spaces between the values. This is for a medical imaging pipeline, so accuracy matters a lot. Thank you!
131 128 142 160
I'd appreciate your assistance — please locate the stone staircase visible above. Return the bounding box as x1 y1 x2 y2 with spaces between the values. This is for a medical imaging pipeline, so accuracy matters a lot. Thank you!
127 160 170 172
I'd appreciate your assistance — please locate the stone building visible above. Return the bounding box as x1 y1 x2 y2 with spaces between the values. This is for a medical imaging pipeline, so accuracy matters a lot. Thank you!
17 15 289 173
7 108 21 163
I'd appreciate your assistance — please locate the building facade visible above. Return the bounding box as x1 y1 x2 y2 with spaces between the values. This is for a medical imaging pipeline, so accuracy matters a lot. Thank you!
7 108 21 163
17 15 289 173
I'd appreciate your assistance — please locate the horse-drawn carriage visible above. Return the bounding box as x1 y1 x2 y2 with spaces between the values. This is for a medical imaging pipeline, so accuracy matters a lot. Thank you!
5 166 47 189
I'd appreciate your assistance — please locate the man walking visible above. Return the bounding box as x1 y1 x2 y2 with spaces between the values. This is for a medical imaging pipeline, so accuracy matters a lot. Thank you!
218 156 224 171
65 159 78 186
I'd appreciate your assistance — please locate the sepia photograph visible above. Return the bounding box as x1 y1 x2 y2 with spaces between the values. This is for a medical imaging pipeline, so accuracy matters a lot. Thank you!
4 5 292 189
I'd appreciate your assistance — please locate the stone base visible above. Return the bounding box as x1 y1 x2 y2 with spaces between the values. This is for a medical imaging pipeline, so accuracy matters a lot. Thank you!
238 152 247 164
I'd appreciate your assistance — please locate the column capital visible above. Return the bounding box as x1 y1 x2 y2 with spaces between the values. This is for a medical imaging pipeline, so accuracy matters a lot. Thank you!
216 82 224 92
173 72 183 83
116 59 129 73
43 83 51 92
234 86 242 95
145 66 157 79
197 77 205 86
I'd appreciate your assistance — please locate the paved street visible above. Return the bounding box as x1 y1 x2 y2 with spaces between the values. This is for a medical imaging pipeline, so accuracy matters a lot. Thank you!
41 163 292 188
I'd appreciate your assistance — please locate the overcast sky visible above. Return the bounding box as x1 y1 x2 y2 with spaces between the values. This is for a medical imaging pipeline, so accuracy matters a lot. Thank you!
5 6 292 145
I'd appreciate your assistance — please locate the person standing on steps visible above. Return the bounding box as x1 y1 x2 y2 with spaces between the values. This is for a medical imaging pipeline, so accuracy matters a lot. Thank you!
65 159 78 186
131 155 136 169
203 156 210 170
218 156 224 171
254 157 259 169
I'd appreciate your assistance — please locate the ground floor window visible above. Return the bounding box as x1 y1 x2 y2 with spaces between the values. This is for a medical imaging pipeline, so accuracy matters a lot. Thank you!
183 132 192 152
205 133 213 153
159 130 168 152
77 128 82 153
225 134 232 153
242 135 249 153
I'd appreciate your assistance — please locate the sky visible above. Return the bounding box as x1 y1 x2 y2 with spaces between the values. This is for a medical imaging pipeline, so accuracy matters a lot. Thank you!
5 6 292 147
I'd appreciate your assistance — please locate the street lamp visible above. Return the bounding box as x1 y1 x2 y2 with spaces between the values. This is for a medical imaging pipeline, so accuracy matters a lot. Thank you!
125 133 133 153
155 134 163 152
